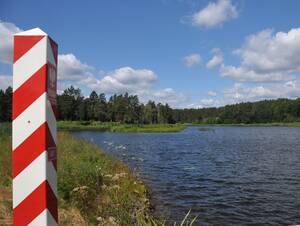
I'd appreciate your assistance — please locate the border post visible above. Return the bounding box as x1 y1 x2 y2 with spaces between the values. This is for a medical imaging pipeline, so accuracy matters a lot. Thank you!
12 28 58 226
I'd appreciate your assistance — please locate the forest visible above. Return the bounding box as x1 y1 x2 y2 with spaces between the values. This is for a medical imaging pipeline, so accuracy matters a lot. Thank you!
1 86 300 124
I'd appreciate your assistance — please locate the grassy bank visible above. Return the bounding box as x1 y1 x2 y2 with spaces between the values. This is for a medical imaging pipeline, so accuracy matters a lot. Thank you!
58 121 187 133
0 123 153 225
189 122 300 127
0 123 196 225
58 132 155 225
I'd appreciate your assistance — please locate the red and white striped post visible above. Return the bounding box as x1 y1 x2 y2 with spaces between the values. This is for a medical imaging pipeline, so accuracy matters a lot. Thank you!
12 28 58 226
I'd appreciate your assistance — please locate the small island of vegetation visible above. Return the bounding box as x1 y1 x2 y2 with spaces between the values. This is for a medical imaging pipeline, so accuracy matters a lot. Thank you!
58 121 187 133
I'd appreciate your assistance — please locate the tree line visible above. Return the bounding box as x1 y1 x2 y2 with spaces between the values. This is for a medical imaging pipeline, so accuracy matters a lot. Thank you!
56 86 174 124
1 86 300 124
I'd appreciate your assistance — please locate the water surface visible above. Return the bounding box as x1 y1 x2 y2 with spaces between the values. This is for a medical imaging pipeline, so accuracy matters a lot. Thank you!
74 126 300 225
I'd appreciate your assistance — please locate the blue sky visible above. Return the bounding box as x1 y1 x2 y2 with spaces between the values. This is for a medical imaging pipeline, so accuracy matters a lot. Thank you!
1 0 300 108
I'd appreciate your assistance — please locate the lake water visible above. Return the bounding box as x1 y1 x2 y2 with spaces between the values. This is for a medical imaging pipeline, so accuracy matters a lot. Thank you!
73 126 300 225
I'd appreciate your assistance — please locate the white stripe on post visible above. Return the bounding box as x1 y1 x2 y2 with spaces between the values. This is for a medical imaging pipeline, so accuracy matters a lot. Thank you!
12 93 57 150
13 37 47 91
13 151 57 208
13 93 47 150
28 210 58 226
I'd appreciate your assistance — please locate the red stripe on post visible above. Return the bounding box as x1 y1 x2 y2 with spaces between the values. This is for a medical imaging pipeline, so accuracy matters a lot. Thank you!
13 123 46 178
13 123 57 178
13 181 58 226
12 65 47 120
13 36 45 63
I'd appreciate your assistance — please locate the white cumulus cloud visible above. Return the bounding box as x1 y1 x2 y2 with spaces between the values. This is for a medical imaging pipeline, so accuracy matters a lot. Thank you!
183 53 202 67
0 20 22 64
206 48 223 69
220 28 300 82
223 81 300 102
58 54 94 81
83 67 158 95
152 88 188 107
195 80 300 108
79 70 190 108
192 0 238 28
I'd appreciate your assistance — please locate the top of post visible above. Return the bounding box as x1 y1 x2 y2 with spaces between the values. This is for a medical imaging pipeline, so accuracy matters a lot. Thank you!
14 28 47 36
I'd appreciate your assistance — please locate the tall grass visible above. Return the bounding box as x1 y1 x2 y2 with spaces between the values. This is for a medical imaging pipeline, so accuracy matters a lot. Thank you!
0 123 12 225
58 132 153 225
